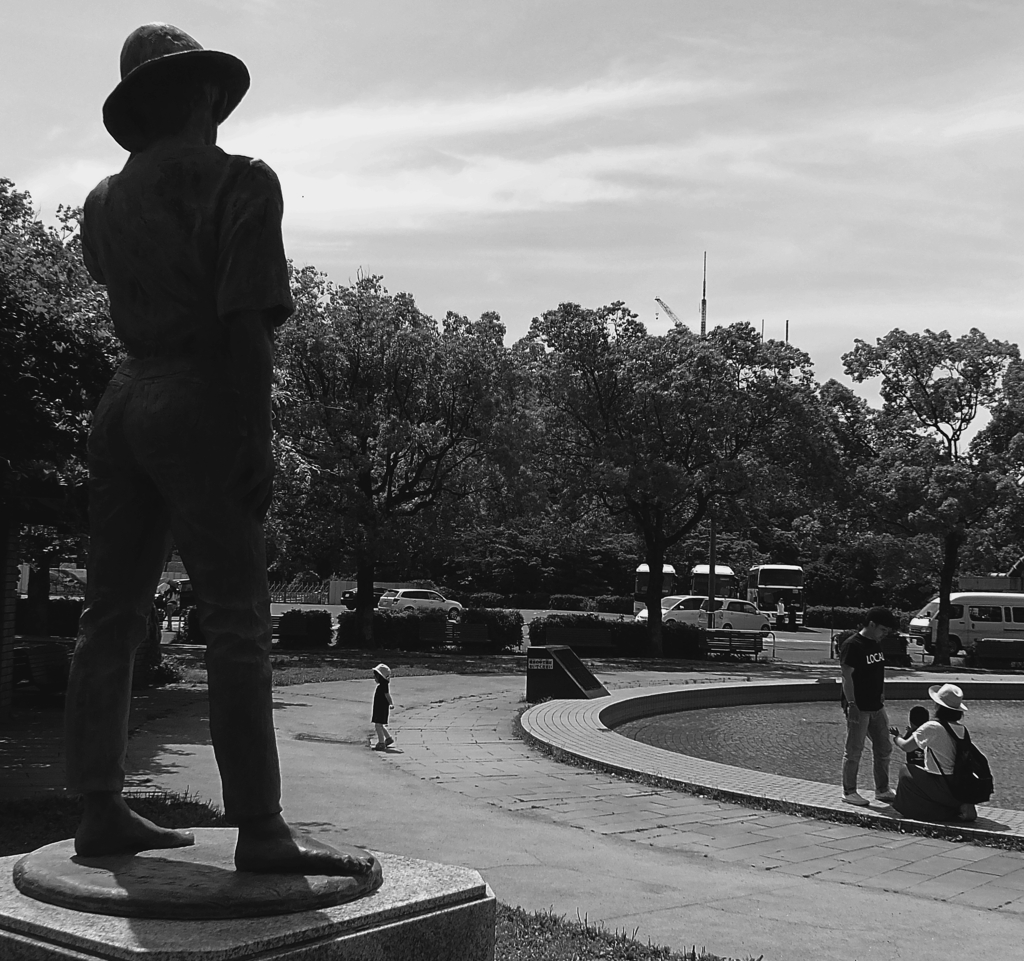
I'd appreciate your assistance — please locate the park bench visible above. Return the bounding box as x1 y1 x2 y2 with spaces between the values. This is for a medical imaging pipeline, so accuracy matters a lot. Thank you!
971 638 1024 668
704 629 767 661
455 623 491 649
544 626 614 651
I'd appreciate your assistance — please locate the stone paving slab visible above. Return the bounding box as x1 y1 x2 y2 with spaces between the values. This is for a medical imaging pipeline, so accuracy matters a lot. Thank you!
382 674 1024 917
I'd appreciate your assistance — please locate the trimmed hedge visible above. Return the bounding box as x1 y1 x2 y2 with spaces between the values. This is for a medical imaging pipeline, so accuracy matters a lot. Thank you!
507 593 551 610
334 610 447 651
467 592 506 610
527 612 705 659
548 594 596 612
595 595 634 614
460 608 524 653
275 609 333 649
805 606 913 631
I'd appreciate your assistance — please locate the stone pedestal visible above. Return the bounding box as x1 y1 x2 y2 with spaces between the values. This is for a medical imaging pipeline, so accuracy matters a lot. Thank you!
0 833 495 960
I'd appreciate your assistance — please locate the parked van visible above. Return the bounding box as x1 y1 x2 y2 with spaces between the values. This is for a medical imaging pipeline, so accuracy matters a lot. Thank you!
909 592 1024 654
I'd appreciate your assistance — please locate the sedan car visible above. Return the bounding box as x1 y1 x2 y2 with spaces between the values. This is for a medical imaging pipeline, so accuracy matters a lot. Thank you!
377 589 463 619
340 588 387 610
635 595 706 624
698 598 772 632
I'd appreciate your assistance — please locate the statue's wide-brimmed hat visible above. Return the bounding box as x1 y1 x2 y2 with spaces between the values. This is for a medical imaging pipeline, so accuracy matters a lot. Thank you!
103 23 250 151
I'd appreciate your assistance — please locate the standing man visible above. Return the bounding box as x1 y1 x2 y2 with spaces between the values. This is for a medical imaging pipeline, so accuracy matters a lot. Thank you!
839 607 899 806
66 23 377 880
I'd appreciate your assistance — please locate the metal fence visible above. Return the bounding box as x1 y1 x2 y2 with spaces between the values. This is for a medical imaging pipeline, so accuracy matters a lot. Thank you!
268 575 329 605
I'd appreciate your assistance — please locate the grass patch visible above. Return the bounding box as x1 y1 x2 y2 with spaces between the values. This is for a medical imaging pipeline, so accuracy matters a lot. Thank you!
162 648 531 686
496 905 757 961
0 790 228 858
0 793 755 961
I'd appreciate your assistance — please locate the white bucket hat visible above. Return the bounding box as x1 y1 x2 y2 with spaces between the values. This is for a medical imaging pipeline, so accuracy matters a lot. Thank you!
372 663 391 681
928 683 967 712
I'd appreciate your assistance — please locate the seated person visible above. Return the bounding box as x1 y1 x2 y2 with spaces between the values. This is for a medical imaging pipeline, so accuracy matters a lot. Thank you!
894 705 929 769
891 684 977 823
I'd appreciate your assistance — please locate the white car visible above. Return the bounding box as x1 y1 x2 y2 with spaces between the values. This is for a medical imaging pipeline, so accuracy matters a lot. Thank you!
698 598 772 632
377 589 463 619
635 595 706 624
636 596 770 631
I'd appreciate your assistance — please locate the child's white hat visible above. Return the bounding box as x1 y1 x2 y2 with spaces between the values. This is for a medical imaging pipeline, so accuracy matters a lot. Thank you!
373 663 391 680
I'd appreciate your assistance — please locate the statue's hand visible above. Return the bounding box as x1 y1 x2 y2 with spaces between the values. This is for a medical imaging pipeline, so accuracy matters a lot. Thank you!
228 433 275 517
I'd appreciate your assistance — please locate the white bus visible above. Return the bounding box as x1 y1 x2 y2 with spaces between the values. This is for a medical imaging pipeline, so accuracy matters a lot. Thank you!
747 564 804 626
634 564 677 615
689 564 739 598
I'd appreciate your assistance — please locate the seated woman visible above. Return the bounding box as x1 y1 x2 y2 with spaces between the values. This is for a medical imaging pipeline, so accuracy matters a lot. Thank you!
891 684 977 823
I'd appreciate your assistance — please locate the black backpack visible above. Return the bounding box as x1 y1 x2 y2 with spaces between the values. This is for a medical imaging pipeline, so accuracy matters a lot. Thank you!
932 721 994 805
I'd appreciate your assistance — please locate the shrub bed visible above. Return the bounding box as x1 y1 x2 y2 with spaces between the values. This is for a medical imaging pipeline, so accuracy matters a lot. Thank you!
594 594 634 614
805 606 913 631
548 594 596 612
334 610 447 651
528 613 705 659
467 592 506 610
507 593 551 609
460 608 524 653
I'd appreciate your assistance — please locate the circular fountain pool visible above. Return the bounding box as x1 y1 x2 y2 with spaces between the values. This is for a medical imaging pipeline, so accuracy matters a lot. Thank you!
617 699 1024 810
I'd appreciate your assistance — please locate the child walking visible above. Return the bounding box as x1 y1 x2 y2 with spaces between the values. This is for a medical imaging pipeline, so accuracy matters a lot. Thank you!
372 664 394 751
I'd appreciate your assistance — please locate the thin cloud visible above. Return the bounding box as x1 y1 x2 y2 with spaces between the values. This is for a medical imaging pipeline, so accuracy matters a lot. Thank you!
226 76 738 159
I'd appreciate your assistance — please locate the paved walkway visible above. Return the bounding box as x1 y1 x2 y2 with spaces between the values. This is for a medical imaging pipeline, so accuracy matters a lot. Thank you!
397 673 1024 912
5 668 1024 959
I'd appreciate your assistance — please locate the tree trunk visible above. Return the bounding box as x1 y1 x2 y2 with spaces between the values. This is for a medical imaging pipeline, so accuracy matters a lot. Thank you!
644 542 665 657
932 529 964 667
26 550 52 636
355 465 377 648
356 554 376 648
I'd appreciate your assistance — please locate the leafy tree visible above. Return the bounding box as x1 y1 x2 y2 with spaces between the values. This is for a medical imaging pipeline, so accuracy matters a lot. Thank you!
844 328 1019 663
272 269 512 642
527 303 820 653
0 178 117 632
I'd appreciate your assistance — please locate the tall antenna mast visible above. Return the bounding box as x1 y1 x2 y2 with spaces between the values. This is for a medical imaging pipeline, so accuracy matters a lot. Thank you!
700 251 707 338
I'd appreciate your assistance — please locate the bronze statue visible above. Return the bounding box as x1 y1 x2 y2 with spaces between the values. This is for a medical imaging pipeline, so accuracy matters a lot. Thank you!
66 23 376 878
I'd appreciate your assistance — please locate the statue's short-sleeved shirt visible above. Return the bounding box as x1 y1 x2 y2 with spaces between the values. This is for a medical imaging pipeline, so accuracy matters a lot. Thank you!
82 143 293 358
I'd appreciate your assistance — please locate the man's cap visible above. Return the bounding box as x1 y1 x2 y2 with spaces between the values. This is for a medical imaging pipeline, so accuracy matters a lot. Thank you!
103 23 250 152
866 607 899 630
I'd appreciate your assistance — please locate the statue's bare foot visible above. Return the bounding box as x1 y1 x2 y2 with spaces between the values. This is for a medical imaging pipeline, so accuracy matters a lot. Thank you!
75 792 195 857
234 814 377 876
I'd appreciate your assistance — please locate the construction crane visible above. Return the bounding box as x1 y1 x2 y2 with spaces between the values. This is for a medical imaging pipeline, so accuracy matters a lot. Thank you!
654 297 681 325
656 252 708 335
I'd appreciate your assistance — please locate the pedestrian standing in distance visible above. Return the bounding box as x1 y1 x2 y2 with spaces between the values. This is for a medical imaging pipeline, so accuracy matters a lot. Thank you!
839 607 899 806
372 664 395 751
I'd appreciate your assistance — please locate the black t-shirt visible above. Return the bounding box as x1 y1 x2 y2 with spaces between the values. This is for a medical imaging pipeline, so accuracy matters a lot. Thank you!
839 631 886 711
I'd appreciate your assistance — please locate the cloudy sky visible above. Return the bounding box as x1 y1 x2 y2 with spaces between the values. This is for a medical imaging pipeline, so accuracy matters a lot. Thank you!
3 0 1021 387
